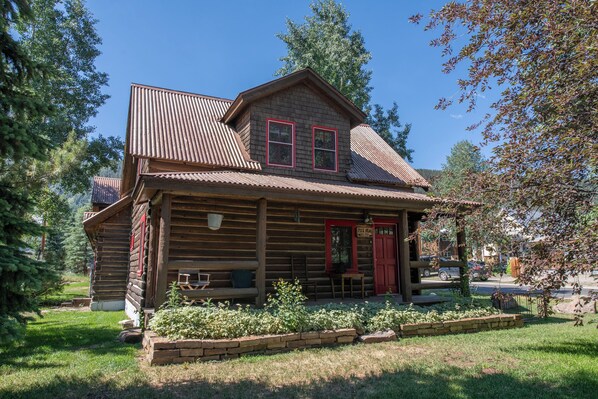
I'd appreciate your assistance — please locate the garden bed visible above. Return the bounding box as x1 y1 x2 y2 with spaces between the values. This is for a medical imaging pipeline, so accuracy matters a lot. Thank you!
144 314 523 365
143 281 523 365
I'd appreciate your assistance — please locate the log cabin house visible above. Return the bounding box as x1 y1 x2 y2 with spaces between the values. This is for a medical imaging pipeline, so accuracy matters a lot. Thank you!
83 68 469 324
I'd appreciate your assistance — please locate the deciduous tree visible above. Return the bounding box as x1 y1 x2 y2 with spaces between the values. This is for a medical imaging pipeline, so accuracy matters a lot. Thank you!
412 0 597 317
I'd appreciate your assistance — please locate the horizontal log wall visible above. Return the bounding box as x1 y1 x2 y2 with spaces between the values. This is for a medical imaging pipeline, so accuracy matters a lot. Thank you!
265 202 401 298
91 206 131 302
160 195 421 302
168 196 258 290
126 202 149 311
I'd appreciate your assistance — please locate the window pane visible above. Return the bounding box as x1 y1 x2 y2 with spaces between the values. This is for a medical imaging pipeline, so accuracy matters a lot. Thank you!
269 122 292 143
314 129 335 150
314 149 336 170
331 226 352 266
269 142 292 166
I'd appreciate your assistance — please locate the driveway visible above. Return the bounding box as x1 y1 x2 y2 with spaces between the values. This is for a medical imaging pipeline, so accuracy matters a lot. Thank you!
422 274 597 299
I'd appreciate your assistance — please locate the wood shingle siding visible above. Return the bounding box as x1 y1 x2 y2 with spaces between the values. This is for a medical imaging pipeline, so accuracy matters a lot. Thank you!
248 84 352 181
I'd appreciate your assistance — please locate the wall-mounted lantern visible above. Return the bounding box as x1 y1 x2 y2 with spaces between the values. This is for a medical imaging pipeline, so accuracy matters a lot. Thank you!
363 211 373 224
207 213 224 230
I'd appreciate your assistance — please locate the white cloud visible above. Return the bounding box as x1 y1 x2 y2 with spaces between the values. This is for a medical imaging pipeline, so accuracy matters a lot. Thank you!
450 114 463 119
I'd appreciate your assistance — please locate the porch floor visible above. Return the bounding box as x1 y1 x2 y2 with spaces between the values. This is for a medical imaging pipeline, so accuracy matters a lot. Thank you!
305 294 451 307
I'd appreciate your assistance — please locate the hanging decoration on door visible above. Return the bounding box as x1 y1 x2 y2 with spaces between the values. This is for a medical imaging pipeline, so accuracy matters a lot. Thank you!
356 224 373 238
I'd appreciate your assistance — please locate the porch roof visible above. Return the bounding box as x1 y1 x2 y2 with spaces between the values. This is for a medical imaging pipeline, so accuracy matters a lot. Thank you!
141 171 474 209
83 195 132 232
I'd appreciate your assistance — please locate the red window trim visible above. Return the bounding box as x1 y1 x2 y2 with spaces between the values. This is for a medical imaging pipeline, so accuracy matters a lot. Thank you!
312 126 339 173
137 214 147 277
325 220 358 273
266 118 296 168
129 232 135 252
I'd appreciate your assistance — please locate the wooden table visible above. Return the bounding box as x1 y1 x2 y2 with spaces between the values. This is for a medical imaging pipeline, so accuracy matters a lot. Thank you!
330 273 365 299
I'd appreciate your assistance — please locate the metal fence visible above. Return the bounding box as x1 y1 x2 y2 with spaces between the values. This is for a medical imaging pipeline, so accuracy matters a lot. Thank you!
494 292 553 319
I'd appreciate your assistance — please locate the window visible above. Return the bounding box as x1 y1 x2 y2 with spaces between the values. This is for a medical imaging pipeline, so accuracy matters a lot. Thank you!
137 214 147 277
313 126 338 172
325 220 358 273
267 119 295 167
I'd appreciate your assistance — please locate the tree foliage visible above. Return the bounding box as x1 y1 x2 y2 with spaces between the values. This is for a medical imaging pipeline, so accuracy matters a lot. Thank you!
412 1 597 306
17 0 123 194
0 0 57 344
367 103 414 162
434 141 485 197
276 0 372 111
277 0 414 161
1 0 120 342
64 206 92 274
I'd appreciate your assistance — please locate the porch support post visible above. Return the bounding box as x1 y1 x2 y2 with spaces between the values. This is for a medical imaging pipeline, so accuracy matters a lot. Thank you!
456 214 470 297
399 209 412 303
155 193 172 308
256 198 267 307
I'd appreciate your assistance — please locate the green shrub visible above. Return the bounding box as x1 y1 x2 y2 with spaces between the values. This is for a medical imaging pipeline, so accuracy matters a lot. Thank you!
266 279 309 332
149 281 500 340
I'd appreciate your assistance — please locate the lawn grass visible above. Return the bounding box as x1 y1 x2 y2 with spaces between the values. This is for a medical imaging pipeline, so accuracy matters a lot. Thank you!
1 310 596 399
39 273 90 306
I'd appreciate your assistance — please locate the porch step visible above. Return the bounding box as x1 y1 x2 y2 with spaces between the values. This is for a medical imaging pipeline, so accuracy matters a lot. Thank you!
180 287 258 300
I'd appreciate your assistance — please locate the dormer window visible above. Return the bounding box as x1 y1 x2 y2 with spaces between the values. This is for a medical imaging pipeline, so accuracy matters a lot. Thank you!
266 119 295 168
313 126 338 172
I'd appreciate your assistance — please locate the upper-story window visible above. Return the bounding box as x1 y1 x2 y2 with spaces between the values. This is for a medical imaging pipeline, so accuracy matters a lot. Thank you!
313 126 338 172
267 119 295 168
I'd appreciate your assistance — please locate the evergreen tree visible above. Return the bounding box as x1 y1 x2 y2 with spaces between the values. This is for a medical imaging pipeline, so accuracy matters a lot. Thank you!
0 0 58 344
434 141 485 197
367 103 414 162
64 206 92 274
277 0 414 161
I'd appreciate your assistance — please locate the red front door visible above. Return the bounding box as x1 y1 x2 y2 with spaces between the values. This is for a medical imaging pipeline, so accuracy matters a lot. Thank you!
374 225 398 294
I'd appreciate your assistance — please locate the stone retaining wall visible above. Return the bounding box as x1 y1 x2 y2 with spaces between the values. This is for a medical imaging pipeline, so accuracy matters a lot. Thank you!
144 314 523 365
399 314 524 337
143 328 357 365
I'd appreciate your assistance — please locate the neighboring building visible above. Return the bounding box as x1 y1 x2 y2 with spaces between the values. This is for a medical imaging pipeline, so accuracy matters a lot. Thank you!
83 68 470 324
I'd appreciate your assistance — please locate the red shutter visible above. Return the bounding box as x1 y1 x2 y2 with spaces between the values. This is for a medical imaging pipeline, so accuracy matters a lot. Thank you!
137 214 147 276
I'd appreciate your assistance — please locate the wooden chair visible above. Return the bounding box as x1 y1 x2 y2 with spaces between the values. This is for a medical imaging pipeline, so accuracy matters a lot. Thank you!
290 254 317 301
177 269 210 291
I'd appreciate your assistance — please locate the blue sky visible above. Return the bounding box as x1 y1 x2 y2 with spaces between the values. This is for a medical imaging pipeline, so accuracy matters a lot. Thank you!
87 0 492 170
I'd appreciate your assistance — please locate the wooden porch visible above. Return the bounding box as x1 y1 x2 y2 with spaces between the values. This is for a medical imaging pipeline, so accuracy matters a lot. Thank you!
144 192 468 309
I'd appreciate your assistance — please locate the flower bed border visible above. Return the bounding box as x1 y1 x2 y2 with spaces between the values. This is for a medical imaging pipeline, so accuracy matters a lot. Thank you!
143 314 523 365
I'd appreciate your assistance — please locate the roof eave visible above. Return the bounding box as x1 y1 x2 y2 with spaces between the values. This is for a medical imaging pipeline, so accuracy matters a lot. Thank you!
83 195 133 232
221 68 366 127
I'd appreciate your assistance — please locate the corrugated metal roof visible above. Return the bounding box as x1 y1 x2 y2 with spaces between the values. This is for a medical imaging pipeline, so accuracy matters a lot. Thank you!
91 177 121 205
349 125 430 188
128 84 261 171
142 171 449 205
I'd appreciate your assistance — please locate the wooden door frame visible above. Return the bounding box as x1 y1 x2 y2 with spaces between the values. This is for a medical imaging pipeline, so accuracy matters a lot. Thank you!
372 218 401 295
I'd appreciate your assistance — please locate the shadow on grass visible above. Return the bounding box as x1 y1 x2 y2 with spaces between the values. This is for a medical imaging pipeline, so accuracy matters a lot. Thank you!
511 338 598 358
2 363 597 399
0 313 133 371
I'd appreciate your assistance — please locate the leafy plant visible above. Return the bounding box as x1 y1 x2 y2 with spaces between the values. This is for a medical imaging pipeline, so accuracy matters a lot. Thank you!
266 279 309 332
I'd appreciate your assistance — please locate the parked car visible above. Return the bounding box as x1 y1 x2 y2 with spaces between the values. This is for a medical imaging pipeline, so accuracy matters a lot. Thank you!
418 255 442 277
438 260 490 281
